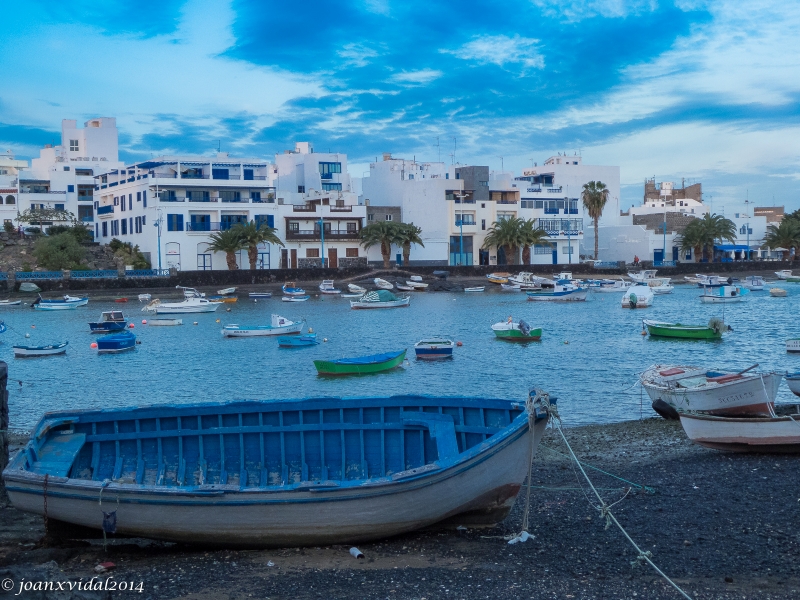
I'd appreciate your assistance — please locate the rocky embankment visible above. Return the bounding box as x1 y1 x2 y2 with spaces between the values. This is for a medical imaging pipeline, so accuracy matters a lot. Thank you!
0 233 119 273
2 417 800 599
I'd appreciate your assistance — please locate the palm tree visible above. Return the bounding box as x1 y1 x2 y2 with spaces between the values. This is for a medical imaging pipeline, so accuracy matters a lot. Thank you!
677 219 704 263
360 220 400 268
520 219 551 264
208 228 246 270
482 216 527 265
395 222 424 266
581 181 609 260
764 219 800 261
698 213 737 261
234 221 284 270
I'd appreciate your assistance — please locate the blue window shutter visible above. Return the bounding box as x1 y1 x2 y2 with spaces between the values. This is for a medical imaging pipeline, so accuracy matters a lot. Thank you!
143 190 147 207
267 215 274 228
67 185 74 192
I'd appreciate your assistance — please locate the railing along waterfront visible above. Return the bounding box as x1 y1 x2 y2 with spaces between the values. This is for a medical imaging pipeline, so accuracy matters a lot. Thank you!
125 269 171 278
71 270 120 279
15 271 63 280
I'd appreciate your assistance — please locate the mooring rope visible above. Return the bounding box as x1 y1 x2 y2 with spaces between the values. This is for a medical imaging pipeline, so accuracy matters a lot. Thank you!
538 445 656 494
544 401 693 600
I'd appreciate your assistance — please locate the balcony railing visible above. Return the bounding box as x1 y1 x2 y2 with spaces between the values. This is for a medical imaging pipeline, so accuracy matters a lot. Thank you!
185 221 247 232
97 205 115 215
292 205 316 212
285 229 360 241
497 200 518 205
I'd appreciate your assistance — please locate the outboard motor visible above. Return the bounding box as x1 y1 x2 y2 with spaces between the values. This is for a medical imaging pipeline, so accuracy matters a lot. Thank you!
519 320 531 336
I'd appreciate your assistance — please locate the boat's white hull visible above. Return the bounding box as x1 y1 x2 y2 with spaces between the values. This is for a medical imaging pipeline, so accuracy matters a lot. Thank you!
526 290 588 301
642 370 781 416
374 280 394 290
13 344 68 357
350 297 410 309
222 323 303 337
147 319 183 326
650 286 674 295
33 303 78 311
592 284 631 293
0 300 22 306
786 376 800 397
464 287 485 292
787 340 800 353
699 296 745 303
3 416 547 547
155 304 219 314
282 296 309 302
770 288 787 297
679 413 800 452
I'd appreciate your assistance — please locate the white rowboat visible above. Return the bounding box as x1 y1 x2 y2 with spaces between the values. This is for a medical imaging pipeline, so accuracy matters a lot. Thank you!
679 413 800 453
222 315 303 337
146 319 183 326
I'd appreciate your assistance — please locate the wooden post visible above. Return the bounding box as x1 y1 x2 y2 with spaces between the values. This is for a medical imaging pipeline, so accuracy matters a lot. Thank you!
0 361 8 490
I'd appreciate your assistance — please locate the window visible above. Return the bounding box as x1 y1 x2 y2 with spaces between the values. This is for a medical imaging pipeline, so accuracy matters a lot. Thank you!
114 196 119 206
112 220 119 236
408 174 414 180
445 173 449 179
243 169 254 181
347 222 357 232
142 190 147 207
368 214 374 221
129 195 133 210
289 222 299 232
75 168 92 176
481 203 485 208
297 186 305 193
562 245 574 254
67 185 75 193
55 203 64 211
385 214 392 221
534 244 551 255
306 248 320 258
322 182 342 191
102 221 108 237
219 190 240 203
254 215 275 229
69 140 79 152
5 195 15 205
167 214 184 231
187 190 210 202
521 200 534 208
481 219 486 230
121 219 127 235
455 173 460 179
251 191 261 203
63 166 70 171
479 181 488 187
534 200 544 209
211 168 229 180
78 205 93 222
96 224 99 238
318 162 342 179
346 248 359 257
78 184 94 199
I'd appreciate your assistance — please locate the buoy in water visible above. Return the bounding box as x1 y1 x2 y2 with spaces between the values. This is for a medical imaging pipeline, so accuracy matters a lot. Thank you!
193 321 198 325
31 325 35 328
226 308 231 312
215 319 220 323
25 333 30 338
323 338 328 342
641 330 647 336
136 340 142 345
128 323 135 328
308 327 314 333
564 340 569 344
142 319 147 325
90 342 97 349
456 341 463 347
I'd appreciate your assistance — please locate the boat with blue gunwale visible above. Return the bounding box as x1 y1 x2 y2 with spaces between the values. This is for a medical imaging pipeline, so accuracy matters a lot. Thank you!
89 311 128 333
96 331 136 354
525 280 588 302
1 392 552 547
282 282 306 296
13 341 68 357
32 295 89 310
314 349 407 375
222 314 304 337
349 290 410 309
414 338 455 359
278 333 319 347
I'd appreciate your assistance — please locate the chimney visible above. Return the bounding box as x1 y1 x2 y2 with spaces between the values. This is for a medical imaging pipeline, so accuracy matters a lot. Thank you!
382 153 392 161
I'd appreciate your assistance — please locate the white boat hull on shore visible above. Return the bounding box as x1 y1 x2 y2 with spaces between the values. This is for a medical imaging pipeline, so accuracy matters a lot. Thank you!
679 413 800 453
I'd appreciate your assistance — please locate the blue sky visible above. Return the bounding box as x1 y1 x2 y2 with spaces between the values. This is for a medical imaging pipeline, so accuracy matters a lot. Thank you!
1 0 799 211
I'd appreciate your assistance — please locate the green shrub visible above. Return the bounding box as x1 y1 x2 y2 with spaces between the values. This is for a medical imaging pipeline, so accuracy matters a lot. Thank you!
46 224 93 244
3 221 15 234
33 233 86 270
109 238 150 269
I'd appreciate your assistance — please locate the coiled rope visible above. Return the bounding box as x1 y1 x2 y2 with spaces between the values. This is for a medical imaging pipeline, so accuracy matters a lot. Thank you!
542 397 693 600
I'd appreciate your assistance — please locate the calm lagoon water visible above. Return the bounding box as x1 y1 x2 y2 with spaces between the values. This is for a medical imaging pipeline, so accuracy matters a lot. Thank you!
4 283 799 430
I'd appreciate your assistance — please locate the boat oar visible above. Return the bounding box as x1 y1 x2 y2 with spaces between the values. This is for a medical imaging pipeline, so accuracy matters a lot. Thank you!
737 364 759 376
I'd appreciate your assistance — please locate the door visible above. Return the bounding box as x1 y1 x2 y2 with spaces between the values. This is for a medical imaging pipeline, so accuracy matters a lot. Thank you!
280 248 288 269
672 246 679 262
290 249 297 269
654 249 664 264
552 249 558 265
328 247 338 269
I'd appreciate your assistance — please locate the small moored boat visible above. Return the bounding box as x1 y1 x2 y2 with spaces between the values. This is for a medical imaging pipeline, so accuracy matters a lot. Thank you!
373 278 394 290
208 295 238 304
32 295 89 310
138 293 152 302
491 319 542 341
0 300 22 306
405 280 428 290
177 286 205 298
146 318 182 326
464 286 485 292
622 285 654 308
770 288 787 297
350 290 410 309
13 341 68 357
89 311 128 333
414 338 455 360
786 372 800 396
222 314 304 337
592 280 632 293
143 297 220 314
319 280 341 295
643 318 729 340
787 340 800 353
699 285 748 303
282 295 309 302
486 272 511 284
278 333 319 347
396 284 415 292
348 283 367 294
96 331 136 354
679 413 800 453
249 292 272 299
526 280 588 302
217 287 237 295
775 270 793 280
742 276 765 291
1 392 552 547
282 282 306 296
314 349 407 375
18 283 41 293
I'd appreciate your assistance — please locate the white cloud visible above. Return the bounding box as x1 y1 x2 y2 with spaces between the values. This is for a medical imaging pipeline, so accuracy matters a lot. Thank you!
338 43 381 68
441 35 544 71
390 69 443 85
530 0 658 22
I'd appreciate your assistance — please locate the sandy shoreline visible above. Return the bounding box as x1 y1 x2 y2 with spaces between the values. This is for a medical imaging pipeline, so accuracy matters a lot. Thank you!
3 416 800 599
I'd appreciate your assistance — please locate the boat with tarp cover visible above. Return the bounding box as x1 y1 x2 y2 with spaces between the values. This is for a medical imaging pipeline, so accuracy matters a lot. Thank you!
2 392 553 547
350 290 410 309
314 349 407 375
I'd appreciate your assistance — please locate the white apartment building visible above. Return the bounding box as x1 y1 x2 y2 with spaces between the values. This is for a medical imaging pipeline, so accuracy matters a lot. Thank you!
92 144 366 271
0 151 29 228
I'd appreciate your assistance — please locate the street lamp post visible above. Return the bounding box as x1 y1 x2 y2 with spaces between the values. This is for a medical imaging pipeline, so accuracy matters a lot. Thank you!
745 198 750 261
662 205 667 265
153 211 163 270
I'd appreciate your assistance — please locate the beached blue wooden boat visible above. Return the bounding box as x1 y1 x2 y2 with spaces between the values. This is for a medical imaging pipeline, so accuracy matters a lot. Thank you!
278 333 319 347
89 311 128 333
96 331 136 354
2 392 552 547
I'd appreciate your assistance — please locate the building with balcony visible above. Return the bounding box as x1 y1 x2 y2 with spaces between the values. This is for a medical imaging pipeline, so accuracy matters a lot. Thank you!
92 148 366 271
15 118 124 231
0 151 29 229
625 178 708 218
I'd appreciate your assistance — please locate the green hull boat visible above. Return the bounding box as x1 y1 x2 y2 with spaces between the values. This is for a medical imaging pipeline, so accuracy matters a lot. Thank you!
491 320 542 341
314 349 407 376
786 277 800 283
643 319 726 340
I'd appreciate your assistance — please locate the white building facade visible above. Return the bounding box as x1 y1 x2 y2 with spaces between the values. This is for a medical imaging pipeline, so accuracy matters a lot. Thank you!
92 144 366 271
0 151 29 228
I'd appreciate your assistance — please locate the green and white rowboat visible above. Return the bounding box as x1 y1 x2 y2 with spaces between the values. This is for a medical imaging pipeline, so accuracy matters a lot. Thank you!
491 320 542 341
643 318 728 340
314 349 407 375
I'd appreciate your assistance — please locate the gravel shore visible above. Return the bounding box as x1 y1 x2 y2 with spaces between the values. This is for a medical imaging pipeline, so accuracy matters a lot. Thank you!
3 415 800 599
